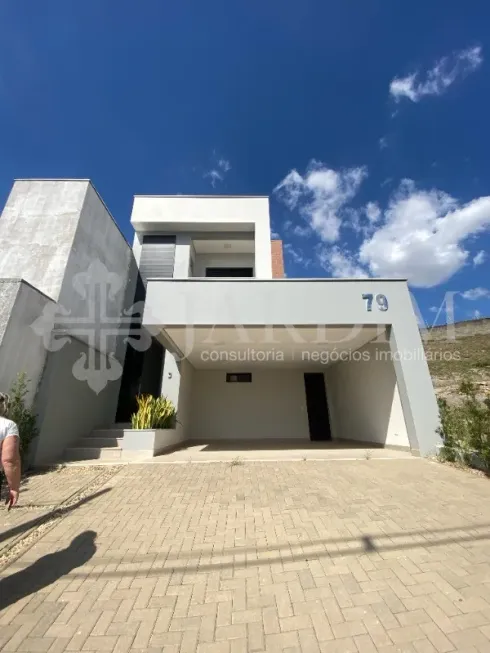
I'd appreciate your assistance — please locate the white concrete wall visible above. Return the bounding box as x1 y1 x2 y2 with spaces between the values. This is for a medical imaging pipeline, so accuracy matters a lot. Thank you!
190 370 309 441
60 182 137 362
0 280 53 406
131 196 272 278
132 232 143 267
33 338 121 465
131 195 268 228
0 280 20 346
174 235 191 278
160 353 194 445
193 254 255 277
0 180 140 463
176 358 194 443
325 342 410 448
0 180 88 301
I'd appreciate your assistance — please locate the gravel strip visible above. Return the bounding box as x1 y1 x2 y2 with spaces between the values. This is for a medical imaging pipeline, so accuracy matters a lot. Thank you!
0 465 122 571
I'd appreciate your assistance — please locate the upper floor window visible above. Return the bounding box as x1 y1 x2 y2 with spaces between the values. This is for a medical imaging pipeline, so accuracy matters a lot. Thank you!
205 267 253 277
139 235 176 284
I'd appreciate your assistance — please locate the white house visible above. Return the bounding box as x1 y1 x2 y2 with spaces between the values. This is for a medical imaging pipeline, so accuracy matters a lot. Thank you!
0 181 441 463
133 194 440 456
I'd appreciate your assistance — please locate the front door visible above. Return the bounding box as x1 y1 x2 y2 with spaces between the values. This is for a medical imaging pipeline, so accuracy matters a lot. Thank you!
304 373 332 441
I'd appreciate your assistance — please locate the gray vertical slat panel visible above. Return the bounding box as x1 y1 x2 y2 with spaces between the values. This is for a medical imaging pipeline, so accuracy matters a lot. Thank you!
140 235 176 284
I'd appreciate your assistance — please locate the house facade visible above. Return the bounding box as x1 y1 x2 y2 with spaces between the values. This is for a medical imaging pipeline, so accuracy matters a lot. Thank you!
0 180 441 463
133 194 440 456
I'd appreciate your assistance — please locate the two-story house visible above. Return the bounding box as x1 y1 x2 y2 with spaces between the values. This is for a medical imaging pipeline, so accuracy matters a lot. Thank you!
0 181 441 463
129 194 440 457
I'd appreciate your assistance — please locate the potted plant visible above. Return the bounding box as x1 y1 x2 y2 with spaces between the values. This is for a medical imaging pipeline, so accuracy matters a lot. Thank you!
123 394 180 458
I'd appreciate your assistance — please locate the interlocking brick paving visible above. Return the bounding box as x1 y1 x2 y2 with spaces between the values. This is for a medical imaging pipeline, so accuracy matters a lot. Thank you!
0 466 111 555
0 459 489 652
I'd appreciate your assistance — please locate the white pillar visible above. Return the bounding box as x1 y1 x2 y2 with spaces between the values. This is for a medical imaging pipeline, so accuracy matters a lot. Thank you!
389 323 441 456
160 352 181 404
173 235 191 278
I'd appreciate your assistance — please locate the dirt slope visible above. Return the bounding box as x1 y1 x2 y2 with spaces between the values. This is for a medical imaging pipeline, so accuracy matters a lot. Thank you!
422 318 490 402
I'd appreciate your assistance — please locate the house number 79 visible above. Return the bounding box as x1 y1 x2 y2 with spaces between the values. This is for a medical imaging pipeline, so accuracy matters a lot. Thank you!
362 293 389 312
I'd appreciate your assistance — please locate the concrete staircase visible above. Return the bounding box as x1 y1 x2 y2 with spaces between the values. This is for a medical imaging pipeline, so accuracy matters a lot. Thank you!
64 424 130 462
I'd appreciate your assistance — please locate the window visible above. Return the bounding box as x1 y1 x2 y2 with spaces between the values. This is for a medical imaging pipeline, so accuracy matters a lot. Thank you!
139 235 176 284
206 267 253 277
226 373 252 383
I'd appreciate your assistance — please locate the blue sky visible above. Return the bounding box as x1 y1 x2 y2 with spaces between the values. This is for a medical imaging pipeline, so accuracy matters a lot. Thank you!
0 1 489 325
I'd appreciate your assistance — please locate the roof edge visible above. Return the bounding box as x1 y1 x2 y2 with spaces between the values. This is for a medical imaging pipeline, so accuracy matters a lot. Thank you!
133 194 269 199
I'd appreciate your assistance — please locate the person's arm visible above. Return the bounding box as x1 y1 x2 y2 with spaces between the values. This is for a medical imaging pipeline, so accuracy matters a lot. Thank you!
2 429 21 507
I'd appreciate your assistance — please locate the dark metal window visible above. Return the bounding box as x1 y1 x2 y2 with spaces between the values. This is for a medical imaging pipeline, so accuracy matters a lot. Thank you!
226 373 252 383
142 235 176 245
206 267 253 277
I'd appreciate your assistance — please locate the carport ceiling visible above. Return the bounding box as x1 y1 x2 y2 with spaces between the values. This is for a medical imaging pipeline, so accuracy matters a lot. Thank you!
162 325 385 369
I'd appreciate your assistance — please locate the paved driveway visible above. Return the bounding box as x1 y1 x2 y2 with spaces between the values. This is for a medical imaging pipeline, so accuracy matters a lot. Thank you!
1 459 490 652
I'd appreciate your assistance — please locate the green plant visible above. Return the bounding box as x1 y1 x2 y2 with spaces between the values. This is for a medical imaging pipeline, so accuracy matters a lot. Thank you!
130 394 176 429
437 380 490 470
8 373 38 465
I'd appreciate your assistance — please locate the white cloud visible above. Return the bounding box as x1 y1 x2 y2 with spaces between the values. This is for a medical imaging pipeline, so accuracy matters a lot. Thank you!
275 161 490 286
204 154 231 187
390 46 483 103
359 180 490 287
379 136 388 150
317 246 368 279
283 243 312 268
218 158 231 173
204 169 224 187
365 202 381 224
429 306 439 313
472 309 482 319
461 287 490 300
293 224 311 237
274 161 367 242
473 250 486 266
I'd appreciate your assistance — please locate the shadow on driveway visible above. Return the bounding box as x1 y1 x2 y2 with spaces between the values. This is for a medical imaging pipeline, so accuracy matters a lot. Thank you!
0 488 110 546
0 530 97 611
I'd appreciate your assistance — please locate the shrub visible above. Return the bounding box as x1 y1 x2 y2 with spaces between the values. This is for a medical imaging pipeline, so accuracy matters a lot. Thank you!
437 380 490 470
8 373 38 465
131 394 176 430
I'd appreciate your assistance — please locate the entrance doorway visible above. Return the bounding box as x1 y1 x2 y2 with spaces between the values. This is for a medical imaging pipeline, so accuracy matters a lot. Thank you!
304 373 332 441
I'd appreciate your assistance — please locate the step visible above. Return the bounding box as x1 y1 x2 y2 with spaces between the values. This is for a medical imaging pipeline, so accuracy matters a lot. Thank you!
76 437 124 448
64 447 123 462
86 429 126 439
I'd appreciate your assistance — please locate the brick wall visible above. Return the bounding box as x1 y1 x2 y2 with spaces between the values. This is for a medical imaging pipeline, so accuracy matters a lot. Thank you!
271 240 285 278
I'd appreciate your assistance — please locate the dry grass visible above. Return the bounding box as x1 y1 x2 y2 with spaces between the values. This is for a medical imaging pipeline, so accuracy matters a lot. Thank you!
422 321 490 403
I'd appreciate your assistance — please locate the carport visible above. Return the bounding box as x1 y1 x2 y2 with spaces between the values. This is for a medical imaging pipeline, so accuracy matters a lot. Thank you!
143 277 440 457
155 324 411 451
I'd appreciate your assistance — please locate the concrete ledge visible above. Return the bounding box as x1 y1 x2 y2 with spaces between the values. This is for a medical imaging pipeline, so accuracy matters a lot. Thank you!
122 429 181 457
